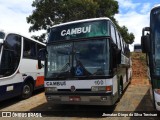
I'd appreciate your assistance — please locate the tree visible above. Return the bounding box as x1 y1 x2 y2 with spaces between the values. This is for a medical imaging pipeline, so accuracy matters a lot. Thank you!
119 26 134 44
27 0 134 44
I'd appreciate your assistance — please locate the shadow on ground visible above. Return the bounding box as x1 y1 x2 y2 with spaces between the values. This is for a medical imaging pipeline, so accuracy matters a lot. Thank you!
30 103 116 118
129 89 159 120
0 88 44 110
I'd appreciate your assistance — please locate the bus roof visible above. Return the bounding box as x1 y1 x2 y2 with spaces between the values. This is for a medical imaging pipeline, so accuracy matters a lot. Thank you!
51 17 111 28
152 4 160 10
0 30 46 46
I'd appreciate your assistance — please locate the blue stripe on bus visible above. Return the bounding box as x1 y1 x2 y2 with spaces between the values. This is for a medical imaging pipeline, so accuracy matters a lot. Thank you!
0 82 23 102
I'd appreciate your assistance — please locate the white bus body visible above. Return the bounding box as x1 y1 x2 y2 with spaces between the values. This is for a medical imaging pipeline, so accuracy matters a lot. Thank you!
0 31 45 101
44 17 132 105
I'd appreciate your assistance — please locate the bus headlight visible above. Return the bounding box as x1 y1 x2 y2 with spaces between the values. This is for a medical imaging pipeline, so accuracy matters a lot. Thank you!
154 89 160 94
91 86 112 92
91 86 99 91
45 87 57 93
157 102 160 106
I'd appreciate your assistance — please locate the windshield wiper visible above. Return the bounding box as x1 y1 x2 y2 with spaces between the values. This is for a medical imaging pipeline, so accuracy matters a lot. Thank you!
60 63 70 72
92 68 105 76
55 71 71 79
53 62 72 79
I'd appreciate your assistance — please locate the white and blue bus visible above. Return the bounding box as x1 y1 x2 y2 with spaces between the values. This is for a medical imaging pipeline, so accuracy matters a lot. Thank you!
39 17 132 105
0 30 45 101
141 4 160 111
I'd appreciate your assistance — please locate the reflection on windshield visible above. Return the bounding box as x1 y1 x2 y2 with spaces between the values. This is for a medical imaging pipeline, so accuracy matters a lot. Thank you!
46 43 72 78
74 40 109 76
46 39 109 79
151 7 160 74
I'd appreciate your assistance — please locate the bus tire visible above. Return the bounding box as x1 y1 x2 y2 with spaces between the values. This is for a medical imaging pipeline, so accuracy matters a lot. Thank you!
150 88 157 110
130 71 132 81
21 82 33 99
119 79 123 97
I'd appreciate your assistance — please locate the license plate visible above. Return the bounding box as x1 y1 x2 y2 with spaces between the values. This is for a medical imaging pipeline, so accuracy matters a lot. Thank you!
69 96 81 101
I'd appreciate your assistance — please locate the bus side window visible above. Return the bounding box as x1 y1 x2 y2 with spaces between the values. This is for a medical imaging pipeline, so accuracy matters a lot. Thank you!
0 34 21 76
116 30 121 49
120 36 124 53
23 38 36 59
110 24 117 44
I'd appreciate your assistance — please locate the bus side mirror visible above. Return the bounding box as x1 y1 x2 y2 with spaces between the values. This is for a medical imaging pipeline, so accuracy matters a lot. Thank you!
112 43 121 66
0 38 4 44
141 35 150 53
38 60 42 69
38 48 47 69
141 27 150 53
47 28 51 33
117 50 121 64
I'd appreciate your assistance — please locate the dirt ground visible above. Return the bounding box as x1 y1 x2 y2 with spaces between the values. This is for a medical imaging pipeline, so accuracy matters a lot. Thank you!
131 52 149 85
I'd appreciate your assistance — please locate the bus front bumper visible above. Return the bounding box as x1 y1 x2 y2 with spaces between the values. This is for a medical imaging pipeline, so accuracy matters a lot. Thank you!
45 92 118 106
154 90 160 111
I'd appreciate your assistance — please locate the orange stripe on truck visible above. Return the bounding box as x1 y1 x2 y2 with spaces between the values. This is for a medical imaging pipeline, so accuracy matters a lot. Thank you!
35 76 44 87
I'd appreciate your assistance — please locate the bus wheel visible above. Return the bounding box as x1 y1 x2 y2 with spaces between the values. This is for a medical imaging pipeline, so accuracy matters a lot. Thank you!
119 80 123 97
21 82 33 99
130 72 132 81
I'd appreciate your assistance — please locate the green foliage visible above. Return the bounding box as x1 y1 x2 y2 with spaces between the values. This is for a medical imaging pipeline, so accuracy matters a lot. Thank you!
118 26 135 44
139 54 146 61
27 0 134 44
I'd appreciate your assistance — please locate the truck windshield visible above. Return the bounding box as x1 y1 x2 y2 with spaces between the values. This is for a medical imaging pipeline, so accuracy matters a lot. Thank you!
46 39 110 79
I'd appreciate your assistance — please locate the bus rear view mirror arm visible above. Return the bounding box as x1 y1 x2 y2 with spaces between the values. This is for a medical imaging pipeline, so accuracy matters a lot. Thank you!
142 27 150 36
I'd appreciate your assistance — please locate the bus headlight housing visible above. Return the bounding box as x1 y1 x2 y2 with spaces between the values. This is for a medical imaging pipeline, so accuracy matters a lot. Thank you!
154 89 160 106
154 89 160 94
45 87 57 93
91 86 112 92
157 102 160 106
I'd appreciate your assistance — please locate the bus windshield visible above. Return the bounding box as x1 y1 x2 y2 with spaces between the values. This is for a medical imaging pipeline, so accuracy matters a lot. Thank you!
46 39 110 79
151 7 160 74
0 34 21 77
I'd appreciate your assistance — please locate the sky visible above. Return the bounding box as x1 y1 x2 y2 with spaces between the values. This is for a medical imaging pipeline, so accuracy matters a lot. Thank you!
115 0 160 50
0 0 160 50
0 0 43 37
